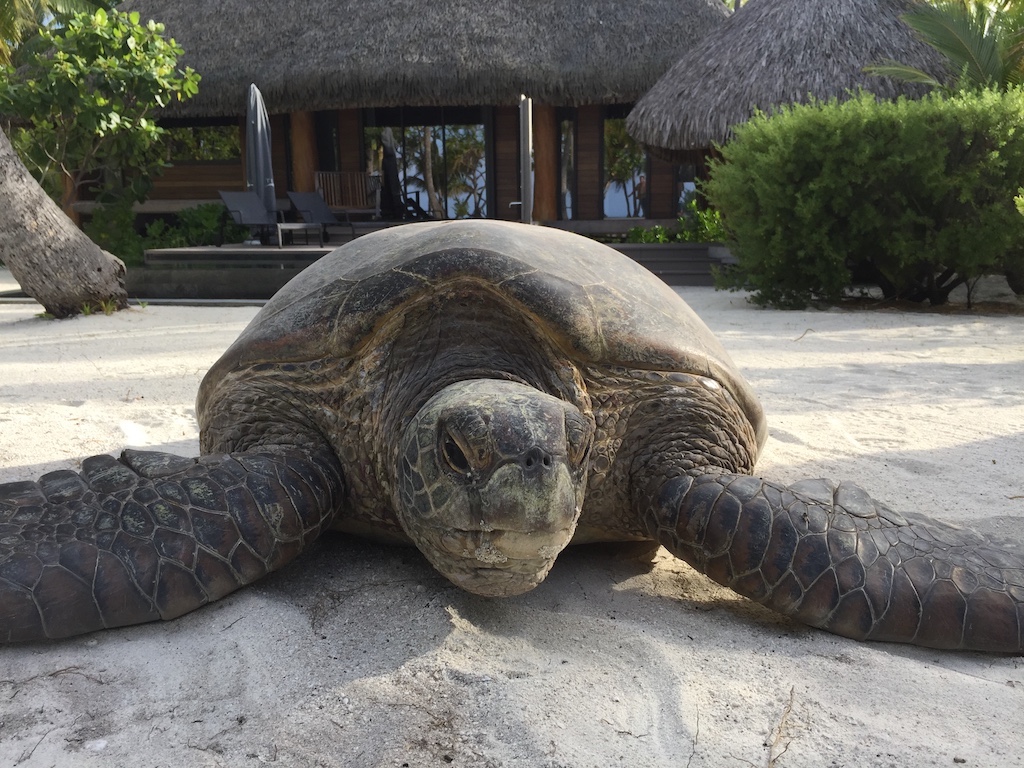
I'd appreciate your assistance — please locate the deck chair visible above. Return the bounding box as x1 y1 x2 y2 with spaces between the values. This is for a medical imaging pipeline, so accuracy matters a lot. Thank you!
287 190 356 241
219 190 279 244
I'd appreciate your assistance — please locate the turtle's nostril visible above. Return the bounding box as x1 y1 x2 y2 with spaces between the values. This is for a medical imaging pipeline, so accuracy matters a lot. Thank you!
522 446 553 474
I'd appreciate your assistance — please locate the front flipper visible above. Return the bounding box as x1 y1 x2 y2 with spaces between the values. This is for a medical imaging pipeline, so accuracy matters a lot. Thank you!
0 448 344 642
640 474 1024 652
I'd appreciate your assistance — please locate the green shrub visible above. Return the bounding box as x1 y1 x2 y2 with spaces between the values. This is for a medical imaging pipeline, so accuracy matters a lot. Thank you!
676 196 727 243
85 201 249 266
705 89 1024 307
84 196 146 266
626 223 673 243
625 197 727 244
171 203 249 245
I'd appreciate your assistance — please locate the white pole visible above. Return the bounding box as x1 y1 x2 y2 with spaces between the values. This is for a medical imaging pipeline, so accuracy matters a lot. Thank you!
518 95 534 224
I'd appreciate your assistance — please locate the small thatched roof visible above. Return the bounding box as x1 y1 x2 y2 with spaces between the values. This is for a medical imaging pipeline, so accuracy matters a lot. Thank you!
119 0 728 117
627 0 949 157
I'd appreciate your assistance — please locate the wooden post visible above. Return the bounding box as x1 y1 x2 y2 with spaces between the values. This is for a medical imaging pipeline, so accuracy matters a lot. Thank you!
575 105 603 220
493 106 520 221
532 104 558 222
647 155 677 219
289 111 318 193
337 109 363 173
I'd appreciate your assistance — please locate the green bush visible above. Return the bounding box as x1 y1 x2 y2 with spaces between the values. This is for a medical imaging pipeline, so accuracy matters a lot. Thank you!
625 197 727 244
85 201 249 267
705 89 1024 307
84 196 146 266
676 196 727 243
626 223 673 243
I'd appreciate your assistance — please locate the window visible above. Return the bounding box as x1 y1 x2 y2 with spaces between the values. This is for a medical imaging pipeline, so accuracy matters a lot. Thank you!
603 113 648 219
162 125 240 163
559 114 576 220
364 107 489 219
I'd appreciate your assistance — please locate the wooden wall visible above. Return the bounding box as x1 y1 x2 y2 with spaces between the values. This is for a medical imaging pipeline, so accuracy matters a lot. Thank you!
271 114 289 202
646 156 678 220
289 111 319 193
338 109 363 173
493 106 520 221
574 105 603 221
148 162 243 200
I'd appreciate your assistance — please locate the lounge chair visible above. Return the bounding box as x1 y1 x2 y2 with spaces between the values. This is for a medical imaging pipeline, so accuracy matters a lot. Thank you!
287 190 356 241
218 190 280 245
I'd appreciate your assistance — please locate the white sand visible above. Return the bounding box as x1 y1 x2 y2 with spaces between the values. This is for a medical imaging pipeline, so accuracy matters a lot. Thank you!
1 267 1023 767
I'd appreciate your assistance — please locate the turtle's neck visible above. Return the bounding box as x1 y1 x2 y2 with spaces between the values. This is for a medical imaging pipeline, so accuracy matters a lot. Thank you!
372 282 591 444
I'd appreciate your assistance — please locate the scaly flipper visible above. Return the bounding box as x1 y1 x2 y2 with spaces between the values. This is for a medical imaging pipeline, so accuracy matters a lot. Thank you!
640 474 1024 652
0 448 344 642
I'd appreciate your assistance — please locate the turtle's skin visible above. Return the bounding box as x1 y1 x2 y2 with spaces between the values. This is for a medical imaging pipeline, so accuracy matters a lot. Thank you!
2 221 1023 650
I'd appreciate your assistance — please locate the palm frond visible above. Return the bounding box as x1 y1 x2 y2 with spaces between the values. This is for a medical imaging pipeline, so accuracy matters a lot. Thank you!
0 0 38 66
46 0 90 10
901 1 1006 88
0 0 105 66
863 60 948 89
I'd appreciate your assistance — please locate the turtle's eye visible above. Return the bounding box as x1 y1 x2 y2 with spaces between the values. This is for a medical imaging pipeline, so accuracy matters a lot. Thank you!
441 430 472 475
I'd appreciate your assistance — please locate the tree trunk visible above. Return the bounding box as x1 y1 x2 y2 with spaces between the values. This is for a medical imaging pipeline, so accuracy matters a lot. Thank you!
0 128 126 318
422 127 444 218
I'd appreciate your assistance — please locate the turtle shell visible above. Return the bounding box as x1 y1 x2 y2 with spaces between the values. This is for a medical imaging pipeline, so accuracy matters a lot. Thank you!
200 220 765 445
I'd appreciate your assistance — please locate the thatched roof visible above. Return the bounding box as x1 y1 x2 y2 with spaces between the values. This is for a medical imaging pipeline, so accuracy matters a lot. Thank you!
118 0 728 117
627 0 949 157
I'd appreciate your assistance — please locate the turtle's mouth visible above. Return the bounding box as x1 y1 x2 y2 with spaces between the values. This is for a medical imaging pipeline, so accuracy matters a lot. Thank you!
422 526 574 597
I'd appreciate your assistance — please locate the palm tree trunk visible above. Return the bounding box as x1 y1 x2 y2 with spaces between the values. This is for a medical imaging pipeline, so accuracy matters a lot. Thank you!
0 128 126 317
422 127 444 218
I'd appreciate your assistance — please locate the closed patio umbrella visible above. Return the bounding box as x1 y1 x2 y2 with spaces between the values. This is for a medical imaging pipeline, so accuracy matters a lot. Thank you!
245 83 276 213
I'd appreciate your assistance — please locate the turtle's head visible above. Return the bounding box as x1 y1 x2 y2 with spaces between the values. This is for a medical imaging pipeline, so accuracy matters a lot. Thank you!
395 380 593 597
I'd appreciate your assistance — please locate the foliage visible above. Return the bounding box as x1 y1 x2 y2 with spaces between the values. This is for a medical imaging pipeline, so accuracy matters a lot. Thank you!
625 197 727 243
677 196 727 242
0 0 41 65
0 8 200 210
85 201 249 267
82 194 144 264
704 89 1024 308
866 0 1024 91
0 0 114 66
627 224 673 244
162 125 241 162
603 119 647 217
365 123 488 218
444 125 487 218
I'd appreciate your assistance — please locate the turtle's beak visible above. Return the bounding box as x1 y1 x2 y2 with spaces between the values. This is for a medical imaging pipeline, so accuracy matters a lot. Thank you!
426 454 582 596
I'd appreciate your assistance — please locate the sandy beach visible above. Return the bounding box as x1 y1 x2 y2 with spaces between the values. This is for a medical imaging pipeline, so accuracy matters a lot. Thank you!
1 266 1023 767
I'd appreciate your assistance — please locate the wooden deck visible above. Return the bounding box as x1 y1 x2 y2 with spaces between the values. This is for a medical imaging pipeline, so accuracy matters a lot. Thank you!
130 224 729 300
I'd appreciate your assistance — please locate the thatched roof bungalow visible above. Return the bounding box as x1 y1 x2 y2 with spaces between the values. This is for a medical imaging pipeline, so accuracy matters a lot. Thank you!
121 0 729 223
627 0 949 161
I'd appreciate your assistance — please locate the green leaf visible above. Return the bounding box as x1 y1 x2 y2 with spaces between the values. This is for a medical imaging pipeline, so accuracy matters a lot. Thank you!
864 61 947 89
2 7 201 207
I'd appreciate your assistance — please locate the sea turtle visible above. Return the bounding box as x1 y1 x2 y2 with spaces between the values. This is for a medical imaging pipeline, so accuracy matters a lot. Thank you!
2 220 1023 650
